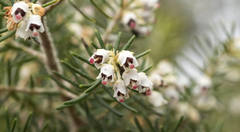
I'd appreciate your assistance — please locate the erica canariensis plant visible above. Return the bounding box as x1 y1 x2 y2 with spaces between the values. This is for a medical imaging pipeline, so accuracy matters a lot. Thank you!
0 0 238 131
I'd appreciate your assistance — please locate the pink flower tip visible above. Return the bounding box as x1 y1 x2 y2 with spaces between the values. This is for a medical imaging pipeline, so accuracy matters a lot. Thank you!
129 21 136 29
102 81 107 85
89 58 94 64
129 64 135 69
16 14 22 20
33 32 39 37
119 99 124 102
132 85 138 89
146 90 151 96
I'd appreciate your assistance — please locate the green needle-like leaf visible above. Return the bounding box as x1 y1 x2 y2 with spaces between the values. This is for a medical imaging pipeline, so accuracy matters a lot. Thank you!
69 0 97 23
32 0 38 3
141 65 152 73
91 42 99 49
95 95 123 117
0 1 10 6
134 117 144 132
114 32 122 52
90 0 112 19
173 116 184 132
136 49 151 59
81 38 93 56
71 52 96 68
103 86 138 113
121 35 136 50
0 28 8 34
23 113 33 132
0 31 16 42
63 80 101 105
95 30 105 48
11 118 17 132
42 0 58 8
49 76 79 95
53 72 80 89
61 61 95 81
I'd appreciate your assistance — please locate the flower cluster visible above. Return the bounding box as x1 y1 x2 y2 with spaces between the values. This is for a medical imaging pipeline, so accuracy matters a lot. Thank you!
4 1 45 40
121 0 160 36
89 49 153 102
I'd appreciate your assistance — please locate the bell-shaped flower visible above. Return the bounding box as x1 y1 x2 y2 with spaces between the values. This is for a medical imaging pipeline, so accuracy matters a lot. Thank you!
113 80 128 102
138 72 153 95
89 49 110 69
149 73 164 87
122 11 137 29
16 18 31 40
118 50 138 70
122 69 139 90
97 64 115 85
25 15 45 37
11 1 29 23
140 0 160 9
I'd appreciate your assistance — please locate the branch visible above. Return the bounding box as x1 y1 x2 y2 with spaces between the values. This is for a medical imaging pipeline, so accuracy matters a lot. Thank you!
39 17 85 128
0 86 60 95
102 7 123 41
44 0 65 15
10 41 45 61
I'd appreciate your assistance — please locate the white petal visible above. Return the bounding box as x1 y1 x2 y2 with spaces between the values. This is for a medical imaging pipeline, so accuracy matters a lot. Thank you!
122 11 137 25
138 72 153 88
97 64 114 79
122 69 139 86
11 1 29 15
26 15 44 33
118 50 138 67
113 80 127 97
16 19 31 40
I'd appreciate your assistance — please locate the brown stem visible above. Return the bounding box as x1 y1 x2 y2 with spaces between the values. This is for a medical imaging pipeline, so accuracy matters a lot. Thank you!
39 17 85 129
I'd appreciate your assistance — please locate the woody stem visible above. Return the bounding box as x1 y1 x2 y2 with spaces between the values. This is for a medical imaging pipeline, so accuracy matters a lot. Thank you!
39 17 84 130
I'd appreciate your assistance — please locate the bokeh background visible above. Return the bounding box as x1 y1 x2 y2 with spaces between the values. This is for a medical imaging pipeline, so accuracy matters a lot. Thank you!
1 0 240 131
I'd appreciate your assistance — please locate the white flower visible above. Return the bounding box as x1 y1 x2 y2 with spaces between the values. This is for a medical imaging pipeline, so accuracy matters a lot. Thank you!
149 73 164 87
193 75 212 96
195 95 217 111
148 91 167 107
113 80 128 102
16 17 31 40
89 49 110 69
118 50 138 70
176 102 200 123
11 1 29 23
97 64 114 85
138 72 153 95
26 15 44 37
156 60 174 76
140 0 160 9
122 69 139 89
122 11 137 29
164 86 180 101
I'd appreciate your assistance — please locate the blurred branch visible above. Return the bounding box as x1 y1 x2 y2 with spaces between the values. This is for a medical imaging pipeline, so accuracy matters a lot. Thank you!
102 2 124 41
10 41 45 60
44 0 65 15
39 17 85 129
0 86 60 95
